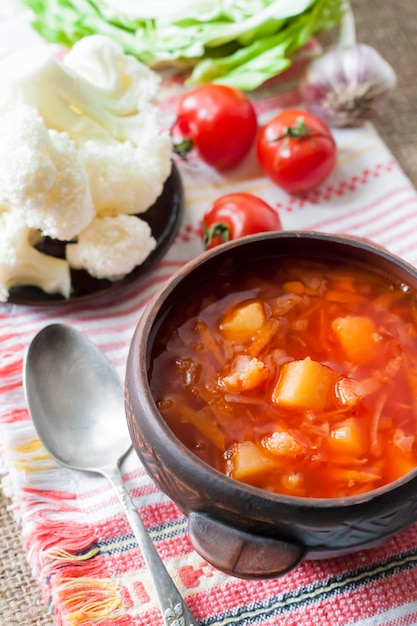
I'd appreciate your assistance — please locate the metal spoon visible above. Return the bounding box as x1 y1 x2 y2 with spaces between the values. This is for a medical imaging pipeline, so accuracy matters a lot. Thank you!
23 323 198 626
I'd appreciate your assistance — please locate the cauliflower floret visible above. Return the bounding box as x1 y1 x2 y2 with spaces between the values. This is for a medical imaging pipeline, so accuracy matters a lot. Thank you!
0 210 71 302
0 38 171 293
80 118 172 216
0 38 172 218
0 37 166 148
63 34 161 109
0 106 94 240
66 215 156 281
65 37 172 215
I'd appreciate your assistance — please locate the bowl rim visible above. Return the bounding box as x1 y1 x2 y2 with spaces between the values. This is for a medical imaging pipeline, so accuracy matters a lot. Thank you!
129 230 417 510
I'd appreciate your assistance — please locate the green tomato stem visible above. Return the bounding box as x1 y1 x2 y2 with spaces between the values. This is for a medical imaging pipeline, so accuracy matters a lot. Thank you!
202 222 231 248
272 116 326 142
172 137 194 158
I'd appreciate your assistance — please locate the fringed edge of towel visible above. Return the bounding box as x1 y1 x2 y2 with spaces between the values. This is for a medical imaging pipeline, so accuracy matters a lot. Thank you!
0 344 135 625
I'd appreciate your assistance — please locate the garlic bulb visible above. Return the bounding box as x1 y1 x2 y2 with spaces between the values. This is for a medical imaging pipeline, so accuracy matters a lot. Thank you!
300 43 397 128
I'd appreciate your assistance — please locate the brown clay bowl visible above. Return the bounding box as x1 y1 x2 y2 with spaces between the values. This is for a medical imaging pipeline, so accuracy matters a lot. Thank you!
125 231 417 579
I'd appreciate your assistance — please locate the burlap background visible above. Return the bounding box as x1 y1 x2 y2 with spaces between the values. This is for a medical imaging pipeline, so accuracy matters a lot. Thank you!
1 1 416 624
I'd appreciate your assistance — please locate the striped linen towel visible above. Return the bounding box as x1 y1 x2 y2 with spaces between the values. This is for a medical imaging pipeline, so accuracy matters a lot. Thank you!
2 10 417 626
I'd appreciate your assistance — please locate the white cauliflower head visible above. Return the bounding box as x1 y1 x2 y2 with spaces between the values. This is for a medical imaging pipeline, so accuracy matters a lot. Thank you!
79 114 172 216
0 36 165 147
0 210 71 302
0 37 172 219
63 34 161 109
66 214 157 281
0 105 94 240
0 37 173 295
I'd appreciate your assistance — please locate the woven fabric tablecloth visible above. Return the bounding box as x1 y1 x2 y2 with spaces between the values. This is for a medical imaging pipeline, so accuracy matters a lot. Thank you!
1 1 417 625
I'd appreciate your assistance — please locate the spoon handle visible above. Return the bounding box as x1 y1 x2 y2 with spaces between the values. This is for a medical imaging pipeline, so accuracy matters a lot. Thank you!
102 464 199 626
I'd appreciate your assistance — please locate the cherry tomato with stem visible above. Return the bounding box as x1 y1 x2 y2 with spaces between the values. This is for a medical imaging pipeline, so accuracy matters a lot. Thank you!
201 193 282 250
256 109 337 194
172 84 257 171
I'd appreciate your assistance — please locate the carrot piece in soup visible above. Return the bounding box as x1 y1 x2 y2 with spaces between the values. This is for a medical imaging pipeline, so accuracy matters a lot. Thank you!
330 468 381 487
248 317 281 358
332 315 379 364
384 441 416 482
179 405 225 451
329 417 368 457
272 357 333 412
220 300 265 342
325 289 365 306
283 281 306 295
405 367 417 418
195 320 225 366
283 281 320 296
228 441 276 482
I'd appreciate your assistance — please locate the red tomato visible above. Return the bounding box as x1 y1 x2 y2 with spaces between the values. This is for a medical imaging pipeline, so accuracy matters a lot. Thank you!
256 109 337 194
173 85 257 171
201 193 282 250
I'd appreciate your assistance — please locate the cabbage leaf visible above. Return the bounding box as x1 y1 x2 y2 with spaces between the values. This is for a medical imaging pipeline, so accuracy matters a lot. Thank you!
20 0 344 91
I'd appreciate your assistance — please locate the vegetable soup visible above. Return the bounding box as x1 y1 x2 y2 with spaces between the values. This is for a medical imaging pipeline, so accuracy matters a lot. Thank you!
149 257 417 498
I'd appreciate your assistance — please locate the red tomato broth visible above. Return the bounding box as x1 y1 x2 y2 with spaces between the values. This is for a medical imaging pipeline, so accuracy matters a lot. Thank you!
149 257 417 499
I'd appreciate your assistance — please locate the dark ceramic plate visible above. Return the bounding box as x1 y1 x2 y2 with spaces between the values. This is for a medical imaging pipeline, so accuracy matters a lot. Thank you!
8 162 184 306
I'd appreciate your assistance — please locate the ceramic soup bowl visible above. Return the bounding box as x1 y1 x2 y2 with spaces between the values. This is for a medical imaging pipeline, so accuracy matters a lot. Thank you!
125 231 417 579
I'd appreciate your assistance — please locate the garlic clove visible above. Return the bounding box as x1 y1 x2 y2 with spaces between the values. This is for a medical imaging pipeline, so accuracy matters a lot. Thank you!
300 43 397 128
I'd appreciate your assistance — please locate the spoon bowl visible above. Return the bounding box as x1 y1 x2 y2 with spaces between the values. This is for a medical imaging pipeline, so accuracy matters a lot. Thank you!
24 323 130 470
24 323 198 626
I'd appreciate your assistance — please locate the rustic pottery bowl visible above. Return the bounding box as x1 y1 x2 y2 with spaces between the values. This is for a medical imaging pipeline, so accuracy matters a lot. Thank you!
125 231 417 579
